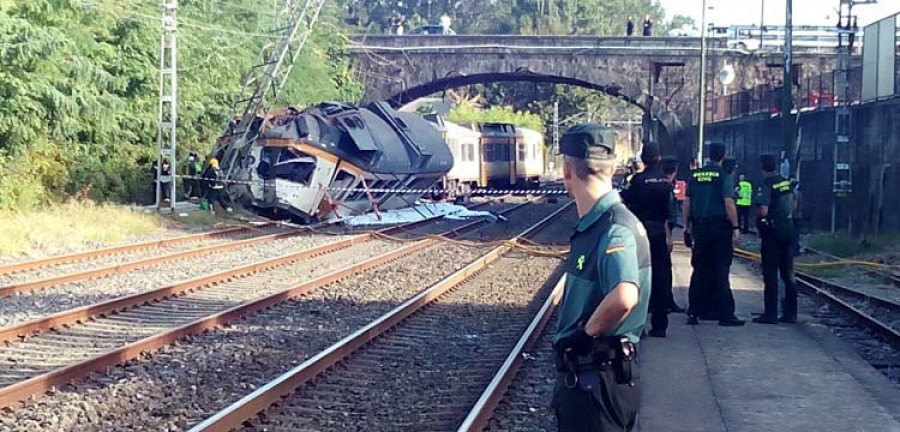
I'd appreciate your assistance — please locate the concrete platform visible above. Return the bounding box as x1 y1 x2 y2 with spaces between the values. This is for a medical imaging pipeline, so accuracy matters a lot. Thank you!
639 247 900 432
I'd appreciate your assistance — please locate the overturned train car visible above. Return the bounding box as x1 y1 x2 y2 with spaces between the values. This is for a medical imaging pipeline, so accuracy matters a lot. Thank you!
221 102 453 222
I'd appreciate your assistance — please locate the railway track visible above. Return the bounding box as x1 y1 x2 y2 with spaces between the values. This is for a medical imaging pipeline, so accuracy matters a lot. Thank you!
185 203 574 432
793 272 900 345
0 224 262 277
0 198 558 413
0 223 297 297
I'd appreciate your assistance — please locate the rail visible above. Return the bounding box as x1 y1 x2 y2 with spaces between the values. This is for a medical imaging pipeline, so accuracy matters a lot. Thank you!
187 201 573 432
0 199 537 408
0 224 256 276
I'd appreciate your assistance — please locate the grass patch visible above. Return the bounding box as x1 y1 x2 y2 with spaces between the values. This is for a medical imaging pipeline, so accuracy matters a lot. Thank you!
804 232 900 258
0 201 161 257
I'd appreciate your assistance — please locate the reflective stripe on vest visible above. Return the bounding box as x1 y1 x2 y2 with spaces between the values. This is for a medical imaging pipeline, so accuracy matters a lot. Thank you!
737 181 753 206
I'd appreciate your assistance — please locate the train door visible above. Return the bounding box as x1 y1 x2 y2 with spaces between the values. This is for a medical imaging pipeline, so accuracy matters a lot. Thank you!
479 140 488 187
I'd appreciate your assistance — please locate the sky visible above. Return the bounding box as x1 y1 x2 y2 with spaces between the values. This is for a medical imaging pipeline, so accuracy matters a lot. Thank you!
658 0 899 28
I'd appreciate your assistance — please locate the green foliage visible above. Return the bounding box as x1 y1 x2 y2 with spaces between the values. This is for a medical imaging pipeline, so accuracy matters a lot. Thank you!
447 104 543 131
0 0 361 209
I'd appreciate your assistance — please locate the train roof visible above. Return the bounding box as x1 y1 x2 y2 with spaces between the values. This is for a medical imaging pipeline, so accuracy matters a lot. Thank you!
255 101 453 175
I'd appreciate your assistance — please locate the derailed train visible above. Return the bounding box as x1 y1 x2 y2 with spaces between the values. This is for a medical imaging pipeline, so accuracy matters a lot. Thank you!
218 101 454 222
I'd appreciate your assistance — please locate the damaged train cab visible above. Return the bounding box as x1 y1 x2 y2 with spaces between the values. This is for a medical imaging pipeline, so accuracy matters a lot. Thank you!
226 101 453 222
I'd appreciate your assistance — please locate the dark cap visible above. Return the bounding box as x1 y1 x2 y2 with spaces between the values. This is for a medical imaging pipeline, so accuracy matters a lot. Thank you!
560 123 615 160
708 142 727 162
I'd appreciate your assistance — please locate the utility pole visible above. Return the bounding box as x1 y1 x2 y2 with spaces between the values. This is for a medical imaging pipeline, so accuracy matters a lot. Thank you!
697 0 709 164
759 0 766 49
782 0 795 178
156 0 178 210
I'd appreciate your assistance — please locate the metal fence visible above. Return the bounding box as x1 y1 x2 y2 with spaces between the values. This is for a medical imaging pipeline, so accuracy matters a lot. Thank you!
708 65 878 122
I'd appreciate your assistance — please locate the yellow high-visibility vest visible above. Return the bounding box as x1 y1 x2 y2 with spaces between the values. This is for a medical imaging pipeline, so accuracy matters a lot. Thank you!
737 181 753 206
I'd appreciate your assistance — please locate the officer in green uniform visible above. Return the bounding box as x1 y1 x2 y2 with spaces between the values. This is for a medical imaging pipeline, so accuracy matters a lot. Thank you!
735 174 753 233
683 143 744 326
552 123 651 432
752 155 798 324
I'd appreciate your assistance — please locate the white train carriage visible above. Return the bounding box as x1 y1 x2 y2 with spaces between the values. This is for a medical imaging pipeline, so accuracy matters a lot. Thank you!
438 120 545 193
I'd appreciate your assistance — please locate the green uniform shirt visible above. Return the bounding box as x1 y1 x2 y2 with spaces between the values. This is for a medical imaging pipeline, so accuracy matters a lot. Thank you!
756 174 793 223
686 163 733 220
736 181 753 206
554 192 651 344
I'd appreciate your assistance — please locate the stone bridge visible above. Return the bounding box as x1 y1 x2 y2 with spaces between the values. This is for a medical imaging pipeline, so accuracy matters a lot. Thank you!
349 35 844 151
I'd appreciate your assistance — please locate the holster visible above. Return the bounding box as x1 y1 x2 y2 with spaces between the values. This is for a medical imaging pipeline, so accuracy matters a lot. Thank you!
557 337 637 389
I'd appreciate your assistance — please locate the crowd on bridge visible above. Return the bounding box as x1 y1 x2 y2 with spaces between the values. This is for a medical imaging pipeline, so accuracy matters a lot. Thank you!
551 123 800 431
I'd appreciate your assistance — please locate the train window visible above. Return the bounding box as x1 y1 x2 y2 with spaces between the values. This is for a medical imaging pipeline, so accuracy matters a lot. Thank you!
466 144 475 162
517 143 526 162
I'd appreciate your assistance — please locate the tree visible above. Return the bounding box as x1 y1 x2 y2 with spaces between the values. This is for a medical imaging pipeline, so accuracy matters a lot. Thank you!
0 0 361 208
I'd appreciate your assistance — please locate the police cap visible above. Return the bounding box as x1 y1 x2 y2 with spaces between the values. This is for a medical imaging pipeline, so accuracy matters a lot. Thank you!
640 142 661 164
661 156 678 174
560 123 615 160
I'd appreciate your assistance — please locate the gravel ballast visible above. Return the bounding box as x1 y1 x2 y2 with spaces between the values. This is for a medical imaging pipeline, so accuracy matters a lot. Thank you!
0 201 570 431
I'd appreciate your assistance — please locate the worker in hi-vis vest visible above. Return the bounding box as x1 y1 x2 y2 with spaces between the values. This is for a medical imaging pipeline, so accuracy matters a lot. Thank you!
735 174 753 234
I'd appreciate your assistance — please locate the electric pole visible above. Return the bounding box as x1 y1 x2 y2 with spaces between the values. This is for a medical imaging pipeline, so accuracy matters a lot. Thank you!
782 0 795 178
697 0 709 164
156 0 178 210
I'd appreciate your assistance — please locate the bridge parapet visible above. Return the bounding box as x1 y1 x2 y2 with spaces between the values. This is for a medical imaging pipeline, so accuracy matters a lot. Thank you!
350 35 729 54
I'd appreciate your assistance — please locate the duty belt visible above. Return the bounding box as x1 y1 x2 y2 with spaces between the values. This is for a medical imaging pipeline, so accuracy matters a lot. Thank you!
556 336 638 388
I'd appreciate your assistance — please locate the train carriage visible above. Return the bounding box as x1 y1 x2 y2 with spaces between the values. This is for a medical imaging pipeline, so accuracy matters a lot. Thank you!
438 120 545 193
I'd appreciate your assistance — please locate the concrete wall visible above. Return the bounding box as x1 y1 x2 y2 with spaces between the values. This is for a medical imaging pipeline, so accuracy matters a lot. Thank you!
702 97 900 234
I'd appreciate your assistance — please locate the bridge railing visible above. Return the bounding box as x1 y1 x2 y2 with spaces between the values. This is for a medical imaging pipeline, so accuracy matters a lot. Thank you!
349 35 727 51
708 65 888 122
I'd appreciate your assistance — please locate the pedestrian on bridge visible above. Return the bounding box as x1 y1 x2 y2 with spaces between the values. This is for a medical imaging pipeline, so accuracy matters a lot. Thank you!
735 173 753 233
683 142 745 327
626 16 634 37
752 155 798 325
621 142 674 338
552 123 649 432
642 15 653 37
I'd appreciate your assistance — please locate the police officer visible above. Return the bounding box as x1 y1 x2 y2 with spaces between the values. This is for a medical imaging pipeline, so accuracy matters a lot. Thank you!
683 143 744 326
621 143 673 338
552 123 650 431
735 174 753 233
752 155 798 324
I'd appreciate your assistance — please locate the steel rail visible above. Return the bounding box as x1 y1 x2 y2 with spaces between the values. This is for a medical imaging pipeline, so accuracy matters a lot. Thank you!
0 227 308 297
734 250 900 345
456 276 565 432
794 275 900 346
186 201 573 432
0 225 256 276
0 201 502 344
0 200 538 408
795 271 900 311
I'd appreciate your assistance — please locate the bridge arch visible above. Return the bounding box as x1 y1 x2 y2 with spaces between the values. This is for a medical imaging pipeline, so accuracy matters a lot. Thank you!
367 70 678 155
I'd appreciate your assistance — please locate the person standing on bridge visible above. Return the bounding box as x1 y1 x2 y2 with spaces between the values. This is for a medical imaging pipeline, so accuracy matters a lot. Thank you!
752 155 798 324
642 15 653 37
552 123 650 431
621 142 674 338
735 173 753 233
683 142 745 327
626 16 635 37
